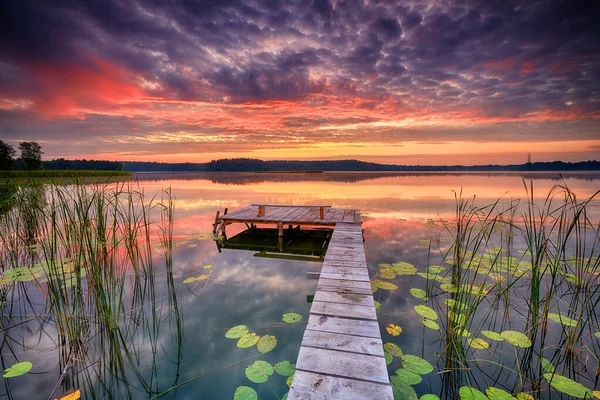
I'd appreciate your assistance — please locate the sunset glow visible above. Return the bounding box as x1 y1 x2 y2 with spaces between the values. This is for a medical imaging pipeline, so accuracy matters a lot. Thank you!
1 1 598 164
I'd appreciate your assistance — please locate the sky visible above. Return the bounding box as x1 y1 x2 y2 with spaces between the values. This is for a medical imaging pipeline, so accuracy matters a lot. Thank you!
0 0 599 165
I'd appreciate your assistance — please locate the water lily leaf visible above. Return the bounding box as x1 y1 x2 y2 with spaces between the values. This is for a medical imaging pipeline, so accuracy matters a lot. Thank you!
183 274 208 284
451 312 467 326
386 324 402 336
595 332 600 339
485 387 517 399
378 263 392 268
543 373 593 398
440 283 458 293
395 368 422 385
379 268 396 280
414 305 438 320
188 243 197 248
374 301 381 309
541 357 555 373
391 380 418 400
459 386 488 400
286 374 294 387
457 328 471 337
417 272 446 282
385 351 393 365
468 338 490 350
547 312 578 327
421 319 440 330
237 333 260 348
0 277 11 285
371 283 378 293
410 288 428 300
501 330 531 348
234 386 257 400
245 360 274 383
481 331 504 341
282 312 302 323
383 342 403 357
401 354 434 375
3 361 32 378
274 360 295 377
202 264 213 269
419 239 430 243
592 390 600 399
257 335 277 353
427 265 445 274
420 395 441 400
371 279 398 290
226 325 249 339
392 262 417 275
516 393 534 400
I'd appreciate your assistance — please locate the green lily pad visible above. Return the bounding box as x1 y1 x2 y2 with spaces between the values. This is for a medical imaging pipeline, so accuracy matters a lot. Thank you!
547 312 578 327
459 386 488 400
245 360 274 383
427 265 445 274
417 272 446 282
395 368 422 385
378 263 392 268
0 277 11 285
501 330 531 348
401 354 434 375
410 288 428 300
274 360 295 377
595 332 600 339
202 264 213 269
481 330 504 341
543 373 593 398
391 380 418 400
457 328 471 337
414 305 438 320
383 342 403 357
385 351 393 365
226 325 249 339
371 279 398 290
188 243 197 248
541 357 555 373
282 313 302 323
422 319 440 330
440 283 458 293
374 301 381 309
237 333 260 348
380 268 396 279
516 393 534 400
3 361 33 378
391 262 417 275
257 335 277 353
183 274 208 284
420 395 441 400
486 387 517 399
468 338 490 350
234 386 257 400
286 374 294 387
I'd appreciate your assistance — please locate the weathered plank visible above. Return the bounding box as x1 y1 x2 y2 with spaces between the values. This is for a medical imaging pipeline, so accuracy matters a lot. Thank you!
317 278 372 290
319 272 370 282
301 330 384 356
313 290 374 307
306 314 381 338
310 301 377 321
289 370 393 400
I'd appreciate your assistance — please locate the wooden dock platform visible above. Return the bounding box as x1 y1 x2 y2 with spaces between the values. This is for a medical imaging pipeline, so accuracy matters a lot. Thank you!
216 205 393 399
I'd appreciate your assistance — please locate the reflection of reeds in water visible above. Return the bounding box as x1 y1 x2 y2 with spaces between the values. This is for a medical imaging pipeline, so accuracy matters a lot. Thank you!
434 181 600 398
0 181 182 399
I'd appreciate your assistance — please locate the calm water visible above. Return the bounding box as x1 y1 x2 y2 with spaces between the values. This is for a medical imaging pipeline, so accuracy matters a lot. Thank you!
1 172 599 399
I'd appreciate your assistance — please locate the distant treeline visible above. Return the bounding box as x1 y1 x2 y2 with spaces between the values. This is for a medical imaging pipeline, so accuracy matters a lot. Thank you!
122 158 600 172
42 158 124 171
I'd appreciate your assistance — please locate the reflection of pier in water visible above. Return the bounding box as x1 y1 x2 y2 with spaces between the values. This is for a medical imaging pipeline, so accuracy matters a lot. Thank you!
214 204 393 399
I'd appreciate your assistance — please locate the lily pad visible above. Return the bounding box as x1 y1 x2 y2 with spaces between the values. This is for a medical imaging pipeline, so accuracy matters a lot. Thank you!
395 368 422 385
226 325 249 339
595 332 600 339
282 313 302 323
202 264 213 269
541 357 555 373
392 262 417 275
386 324 402 336
245 360 274 383
516 393 534 400
486 387 517 399
414 305 438 320
286 374 294 387
257 335 277 353
234 386 257 400
501 330 531 348
440 283 458 293
410 288 428 300
420 395 441 400
422 319 440 330
457 328 471 337
188 243 197 248
385 351 393 365
3 361 33 378
274 360 295 377
547 312 578 327
459 386 488 400
237 333 260 348
543 373 593 398
183 274 208 284
427 265 445 274
391 380 418 400
401 354 434 375
380 268 396 280
468 338 490 350
481 330 504 341
378 263 392 268
0 277 12 285
374 301 381 309
383 342 403 357
417 272 446 282
371 279 398 290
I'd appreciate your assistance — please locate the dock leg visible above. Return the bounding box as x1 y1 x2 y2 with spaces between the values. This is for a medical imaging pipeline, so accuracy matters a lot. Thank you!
278 222 283 237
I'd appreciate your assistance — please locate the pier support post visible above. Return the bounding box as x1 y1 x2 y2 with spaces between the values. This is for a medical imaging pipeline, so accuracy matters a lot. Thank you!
278 222 284 237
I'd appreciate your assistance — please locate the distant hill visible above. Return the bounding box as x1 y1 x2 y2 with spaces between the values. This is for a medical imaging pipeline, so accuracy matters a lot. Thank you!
121 158 600 172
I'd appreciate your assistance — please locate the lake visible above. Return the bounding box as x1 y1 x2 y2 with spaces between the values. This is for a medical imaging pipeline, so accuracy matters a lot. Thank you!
1 172 599 399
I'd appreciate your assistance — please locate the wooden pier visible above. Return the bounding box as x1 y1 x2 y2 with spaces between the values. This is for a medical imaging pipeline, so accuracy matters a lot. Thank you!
216 205 393 399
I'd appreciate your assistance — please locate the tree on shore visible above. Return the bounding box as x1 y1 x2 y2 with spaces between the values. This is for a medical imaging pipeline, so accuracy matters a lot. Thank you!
0 140 16 170
19 141 43 170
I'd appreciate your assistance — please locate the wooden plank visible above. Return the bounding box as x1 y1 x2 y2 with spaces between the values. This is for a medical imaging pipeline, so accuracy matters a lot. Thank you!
310 301 377 321
301 330 384 356
288 370 392 400
306 314 381 338
317 278 372 290
317 285 373 296
294 347 389 384
320 266 369 276
313 291 374 307
341 209 355 223
319 272 370 282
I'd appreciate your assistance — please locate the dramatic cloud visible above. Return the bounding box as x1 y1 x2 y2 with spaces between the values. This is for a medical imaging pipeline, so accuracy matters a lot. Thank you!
0 0 598 164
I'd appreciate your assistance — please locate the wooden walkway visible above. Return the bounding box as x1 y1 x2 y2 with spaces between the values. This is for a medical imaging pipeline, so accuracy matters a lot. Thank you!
216 205 392 399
